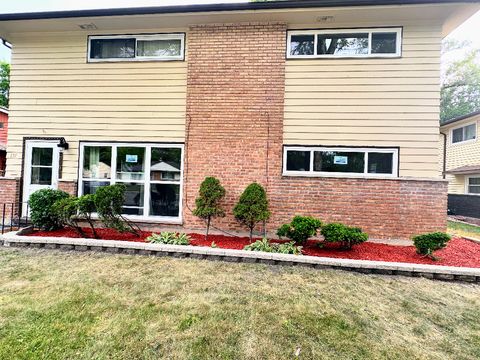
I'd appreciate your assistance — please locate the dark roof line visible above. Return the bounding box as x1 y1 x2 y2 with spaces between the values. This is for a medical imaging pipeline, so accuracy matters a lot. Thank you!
0 0 476 21
441 109 480 127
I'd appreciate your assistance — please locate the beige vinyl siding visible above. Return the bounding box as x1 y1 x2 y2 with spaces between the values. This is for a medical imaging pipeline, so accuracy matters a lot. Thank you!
284 25 442 178
442 114 480 194
6 30 187 181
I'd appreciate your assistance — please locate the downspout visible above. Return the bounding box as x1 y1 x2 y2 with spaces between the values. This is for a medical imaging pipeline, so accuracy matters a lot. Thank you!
440 132 447 179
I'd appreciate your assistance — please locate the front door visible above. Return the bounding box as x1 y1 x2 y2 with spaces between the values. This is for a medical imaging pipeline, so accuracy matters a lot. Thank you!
22 141 60 216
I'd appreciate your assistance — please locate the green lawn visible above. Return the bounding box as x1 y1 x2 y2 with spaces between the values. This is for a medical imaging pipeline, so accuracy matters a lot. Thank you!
448 220 480 240
0 248 479 360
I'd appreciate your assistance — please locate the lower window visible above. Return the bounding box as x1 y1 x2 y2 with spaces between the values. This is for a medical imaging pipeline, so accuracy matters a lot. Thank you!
79 142 183 220
283 146 398 177
467 176 480 194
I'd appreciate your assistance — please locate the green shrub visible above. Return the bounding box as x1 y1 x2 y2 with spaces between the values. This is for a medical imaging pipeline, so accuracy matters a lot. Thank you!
413 232 451 259
28 188 69 231
76 194 99 239
52 196 86 237
94 184 140 236
277 216 322 245
147 232 191 246
321 223 368 250
192 177 226 240
244 238 302 255
233 183 270 241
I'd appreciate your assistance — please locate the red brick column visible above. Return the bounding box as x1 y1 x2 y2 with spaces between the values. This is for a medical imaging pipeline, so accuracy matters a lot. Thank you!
58 181 77 196
0 177 21 220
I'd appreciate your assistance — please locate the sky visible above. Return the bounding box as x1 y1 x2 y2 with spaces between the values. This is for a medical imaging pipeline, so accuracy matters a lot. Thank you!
0 0 479 62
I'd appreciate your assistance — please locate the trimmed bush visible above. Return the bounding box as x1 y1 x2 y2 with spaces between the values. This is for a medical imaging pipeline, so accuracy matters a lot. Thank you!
277 216 322 245
413 232 451 259
244 238 302 255
52 196 86 237
233 183 270 241
321 223 368 250
192 177 226 240
147 232 191 245
76 194 98 239
28 188 69 231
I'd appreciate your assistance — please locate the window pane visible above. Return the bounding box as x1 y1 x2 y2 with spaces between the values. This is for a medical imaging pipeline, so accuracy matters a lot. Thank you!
31 148 53 166
116 147 145 180
314 151 365 173
452 128 464 143
371 32 397 54
286 151 310 171
83 146 112 179
151 148 182 181
90 38 135 59
122 183 144 215
31 167 52 185
150 184 180 217
368 153 394 174
83 181 110 195
290 35 314 56
469 177 480 185
317 33 368 55
468 185 480 194
137 39 181 57
465 124 476 141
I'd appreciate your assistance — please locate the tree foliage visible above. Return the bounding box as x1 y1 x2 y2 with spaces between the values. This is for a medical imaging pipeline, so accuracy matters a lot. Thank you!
0 62 9 108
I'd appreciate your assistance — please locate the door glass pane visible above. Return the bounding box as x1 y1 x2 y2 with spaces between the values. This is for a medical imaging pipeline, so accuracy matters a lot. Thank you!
150 184 180 217
116 147 145 180
371 32 397 54
90 38 135 59
286 151 310 171
290 35 314 56
31 167 52 185
465 124 476 141
368 153 394 174
317 33 368 55
83 146 112 179
314 151 365 173
32 147 53 166
452 128 464 143
137 39 181 57
83 181 110 195
151 148 182 181
122 183 144 215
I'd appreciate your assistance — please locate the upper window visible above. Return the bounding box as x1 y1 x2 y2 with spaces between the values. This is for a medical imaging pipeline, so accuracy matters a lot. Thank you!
88 33 185 62
451 123 477 144
283 146 398 177
467 177 480 195
287 28 402 59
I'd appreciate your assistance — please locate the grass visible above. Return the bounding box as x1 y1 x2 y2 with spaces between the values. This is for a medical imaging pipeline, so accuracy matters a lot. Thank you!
448 220 480 240
0 248 479 360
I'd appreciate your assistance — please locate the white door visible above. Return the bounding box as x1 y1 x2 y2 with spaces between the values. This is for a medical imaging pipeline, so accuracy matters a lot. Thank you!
22 141 60 216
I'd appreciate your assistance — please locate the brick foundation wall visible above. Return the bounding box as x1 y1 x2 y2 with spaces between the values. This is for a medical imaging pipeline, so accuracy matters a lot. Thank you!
58 180 77 196
0 177 21 220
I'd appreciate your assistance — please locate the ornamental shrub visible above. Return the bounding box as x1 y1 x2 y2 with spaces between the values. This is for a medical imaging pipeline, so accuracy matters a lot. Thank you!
412 232 451 259
233 183 270 241
192 177 226 240
147 232 191 245
244 238 302 255
277 216 322 245
52 196 86 237
94 184 140 236
321 223 368 250
28 188 69 231
76 194 98 239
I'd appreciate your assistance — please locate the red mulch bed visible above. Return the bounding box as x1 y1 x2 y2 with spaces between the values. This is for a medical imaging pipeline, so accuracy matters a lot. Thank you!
26 228 480 268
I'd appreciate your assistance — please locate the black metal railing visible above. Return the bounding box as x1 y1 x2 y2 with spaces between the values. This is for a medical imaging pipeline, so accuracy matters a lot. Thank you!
1 202 30 235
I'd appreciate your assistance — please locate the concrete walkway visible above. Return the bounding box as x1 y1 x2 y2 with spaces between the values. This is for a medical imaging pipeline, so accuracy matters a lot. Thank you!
1 230 479 283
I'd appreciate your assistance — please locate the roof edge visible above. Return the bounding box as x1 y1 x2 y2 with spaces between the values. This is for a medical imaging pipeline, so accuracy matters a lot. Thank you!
441 109 480 127
0 0 477 21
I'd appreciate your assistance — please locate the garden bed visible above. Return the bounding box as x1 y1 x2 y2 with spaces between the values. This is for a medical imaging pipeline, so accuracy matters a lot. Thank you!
25 228 480 268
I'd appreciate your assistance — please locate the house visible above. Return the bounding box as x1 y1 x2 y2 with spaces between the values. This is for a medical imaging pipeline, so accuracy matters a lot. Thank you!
0 106 7 177
0 0 478 240
440 110 480 218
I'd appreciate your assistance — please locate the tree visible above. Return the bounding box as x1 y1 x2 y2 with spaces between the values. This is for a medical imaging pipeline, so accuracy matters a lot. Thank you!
233 183 270 241
441 41 480 122
0 62 9 108
192 177 226 240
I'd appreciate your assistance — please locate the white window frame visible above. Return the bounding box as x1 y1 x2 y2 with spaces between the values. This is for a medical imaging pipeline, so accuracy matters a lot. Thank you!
450 121 477 145
283 146 399 178
465 175 480 195
87 33 185 62
287 27 402 59
78 142 184 224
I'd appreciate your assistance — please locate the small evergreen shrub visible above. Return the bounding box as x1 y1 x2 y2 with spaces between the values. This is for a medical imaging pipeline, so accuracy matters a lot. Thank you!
413 232 451 259
321 223 368 250
52 196 86 237
192 177 226 240
244 238 302 255
233 183 270 241
277 216 322 245
76 194 99 239
147 232 191 245
28 188 69 231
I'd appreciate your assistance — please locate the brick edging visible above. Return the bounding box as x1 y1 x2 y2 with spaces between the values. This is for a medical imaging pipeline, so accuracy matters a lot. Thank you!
1 232 479 283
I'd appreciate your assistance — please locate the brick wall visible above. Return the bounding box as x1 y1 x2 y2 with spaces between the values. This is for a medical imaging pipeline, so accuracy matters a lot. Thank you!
184 22 447 240
58 180 77 196
0 177 21 220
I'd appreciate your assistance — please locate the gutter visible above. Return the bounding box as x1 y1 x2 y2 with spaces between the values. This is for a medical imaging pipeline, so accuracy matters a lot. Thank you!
0 0 476 21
